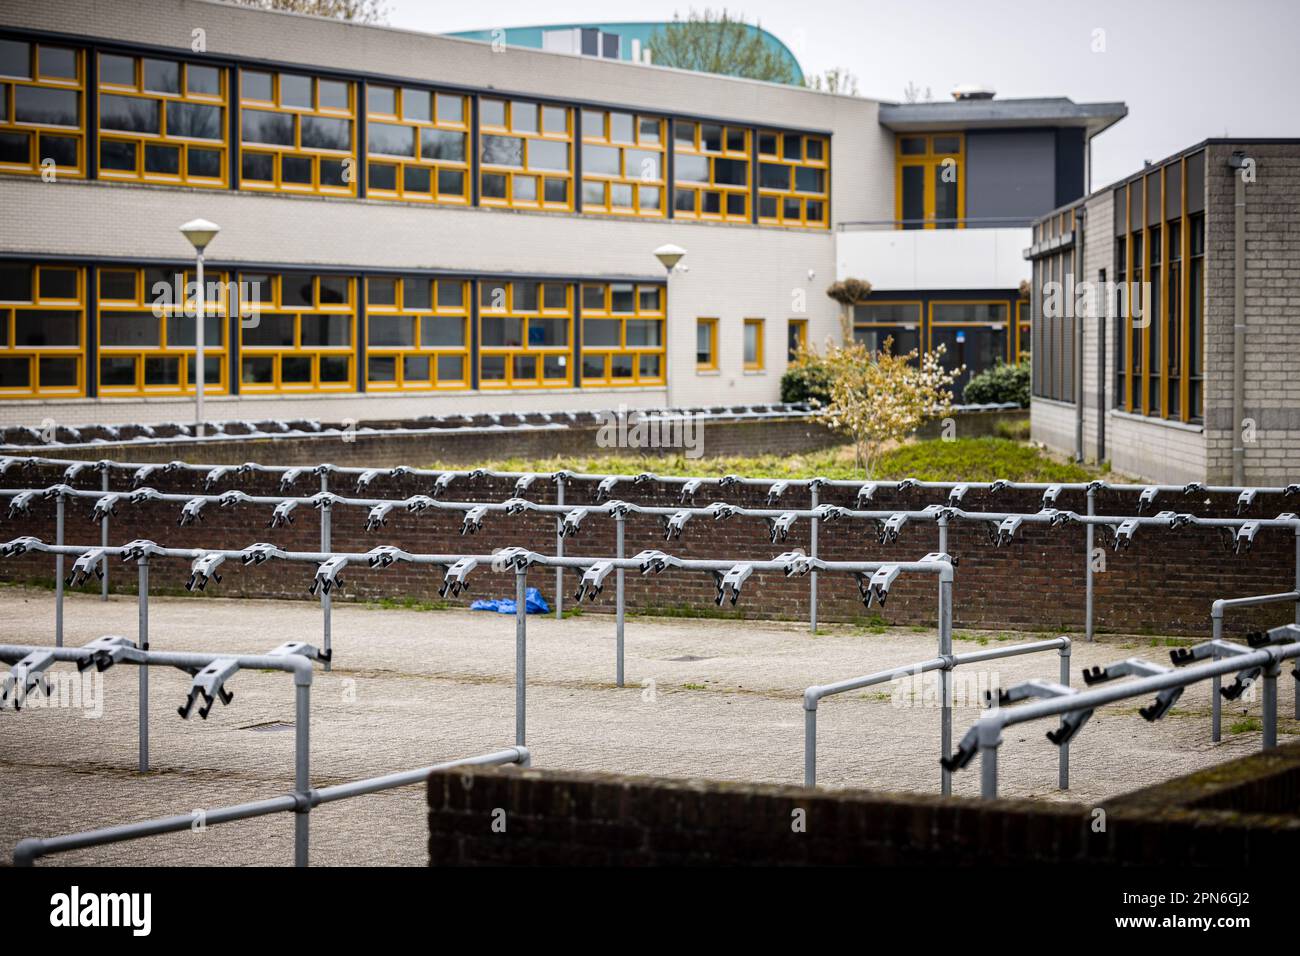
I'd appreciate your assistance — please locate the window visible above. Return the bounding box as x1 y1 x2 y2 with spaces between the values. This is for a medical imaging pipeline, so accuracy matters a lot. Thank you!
0 262 84 397
1031 210 1079 406
757 130 829 228
931 301 1010 397
580 282 665 385
239 70 355 195
97 54 226 186
696 317 717 371
97 266 227 395
479 98 572 210
1015 299 1031 361
0 39 84 177
895 133 962 229
786 318 807 360
365 276 468 389
366 86 469 204
478 279 571 387
238 272 355 391
580 110 665 217
673 120 750 222
1111 150 1204 423
743 318 764 370
852 301 921 354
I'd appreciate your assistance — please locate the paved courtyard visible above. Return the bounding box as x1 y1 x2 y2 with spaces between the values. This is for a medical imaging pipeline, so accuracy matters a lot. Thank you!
0 585 1293 866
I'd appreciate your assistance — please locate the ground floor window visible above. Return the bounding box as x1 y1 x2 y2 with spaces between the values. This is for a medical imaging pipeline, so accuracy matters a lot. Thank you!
365 276 469 390
0 261 84 398
581 283 665 385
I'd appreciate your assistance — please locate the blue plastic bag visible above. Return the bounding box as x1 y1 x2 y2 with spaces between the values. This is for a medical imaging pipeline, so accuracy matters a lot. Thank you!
469 587 551 615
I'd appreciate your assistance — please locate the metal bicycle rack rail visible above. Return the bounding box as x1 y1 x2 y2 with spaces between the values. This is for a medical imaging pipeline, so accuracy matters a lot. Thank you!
803 636 1072 794
0 534 955 747
944 626 1300 799
4 468 1297 648
1 633 527 866
1208 590 1300 740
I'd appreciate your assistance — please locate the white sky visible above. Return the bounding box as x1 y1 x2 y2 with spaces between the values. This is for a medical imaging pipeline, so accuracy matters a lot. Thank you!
386 0 1297 189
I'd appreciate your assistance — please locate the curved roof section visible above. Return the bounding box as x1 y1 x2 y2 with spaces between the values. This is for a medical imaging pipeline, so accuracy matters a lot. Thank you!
446 21 805 84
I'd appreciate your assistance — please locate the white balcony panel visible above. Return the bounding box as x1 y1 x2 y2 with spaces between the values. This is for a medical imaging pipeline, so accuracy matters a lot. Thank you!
835 227 1031 291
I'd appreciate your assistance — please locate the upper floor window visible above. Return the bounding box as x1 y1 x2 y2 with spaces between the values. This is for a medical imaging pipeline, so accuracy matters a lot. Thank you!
580 109 665 217
757 130 828 228
0 39 84 177
673 120 750 222
0 262 85 398
97 54 227 186
239 70 355 196
366 85 469 204
479 98 572 210
895 133 962 229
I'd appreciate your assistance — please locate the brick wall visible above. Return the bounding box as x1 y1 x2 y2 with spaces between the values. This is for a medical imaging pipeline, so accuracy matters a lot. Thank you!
1 462 1295 635
426 743 1300 866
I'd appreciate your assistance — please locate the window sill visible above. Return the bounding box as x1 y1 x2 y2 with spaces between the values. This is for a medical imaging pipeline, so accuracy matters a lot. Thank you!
1107 409 1205 434
695 368 721 376
743 368 766 376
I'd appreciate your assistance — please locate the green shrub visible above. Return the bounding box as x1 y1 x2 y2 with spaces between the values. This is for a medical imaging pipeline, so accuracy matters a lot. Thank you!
963 360 1030 407
780 356 832 405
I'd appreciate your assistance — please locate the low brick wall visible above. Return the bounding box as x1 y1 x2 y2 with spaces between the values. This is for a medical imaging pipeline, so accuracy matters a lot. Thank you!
426 742 1300 866
0 459 1293 635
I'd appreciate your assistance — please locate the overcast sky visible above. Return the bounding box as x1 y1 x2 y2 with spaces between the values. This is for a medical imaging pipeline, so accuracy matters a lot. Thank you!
387 0 1296 189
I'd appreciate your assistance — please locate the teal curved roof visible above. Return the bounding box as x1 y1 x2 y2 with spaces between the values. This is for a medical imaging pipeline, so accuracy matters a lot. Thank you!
446 21 804 85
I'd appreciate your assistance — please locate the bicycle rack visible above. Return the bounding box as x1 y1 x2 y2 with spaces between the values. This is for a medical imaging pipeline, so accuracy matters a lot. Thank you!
186 552 226 591
1082 656 1181 720
461 505 488 535
713 563 753 606
766 512 797 543
575 561 615 602
439 557 478 597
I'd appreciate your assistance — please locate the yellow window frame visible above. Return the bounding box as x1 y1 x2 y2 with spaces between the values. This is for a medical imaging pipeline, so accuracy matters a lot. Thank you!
757 130 829 229
96 54 228 188
96 266 230 397
365 85 469 205
743 317 765 370
696 317 718 371
238 70 356 197
786 317 808 360
237 273 356 393
478 98 572 211
851 300 923 350
580 110 665 218
1015 298 1031 361
478 280 572 389
894 133 965 228
364 276 469 391
579 282 666 386
0 262 85 398
0 41 85 177
927 299 1011 364
672 120 751 222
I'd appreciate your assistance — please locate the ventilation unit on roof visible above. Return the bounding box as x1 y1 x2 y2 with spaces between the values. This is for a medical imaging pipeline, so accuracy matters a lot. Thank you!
951 84 996 101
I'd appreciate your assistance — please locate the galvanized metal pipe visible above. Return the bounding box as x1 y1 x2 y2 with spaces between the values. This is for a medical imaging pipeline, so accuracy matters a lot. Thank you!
294 680 311 866
138 557 149 774
554 477 564 619
319 473 332 672
1085 486 1095 642
54 493 63 647
515 566 526 746
809 485 819 634
100 468 109 601
615 514 625 688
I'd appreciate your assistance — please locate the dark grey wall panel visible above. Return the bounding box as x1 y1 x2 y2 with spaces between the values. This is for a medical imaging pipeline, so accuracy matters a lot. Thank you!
965 130 1056 223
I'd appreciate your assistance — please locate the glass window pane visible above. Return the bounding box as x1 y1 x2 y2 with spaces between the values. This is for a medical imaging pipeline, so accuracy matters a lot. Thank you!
513 175 537 201
511 101 538 132
99 270 136 301
101 311 160 347
585 144 619 176
481 173 506 199
281 355 312 382
241 355 274 383
36 132 76 166
187 147 222 178
187 64 221 96
318 276 348 304
142 58 179 94
584 318 619 346
100 54 135 87
38 267 77 299
15 310 79 346
368 355 397 382
320 355 350 383
280 73 312 108
98 356 134 387
543 178 567 203
242 313 294 347
0 39 31 79
527 138 567 171
401 88 430 122
38 46 77 80
480 316 522 346
436 93 463 124
37 357 76 388
480 98 506 127
99 94 159 133
168 101 223 140
281 154 313 184
300 313 350 346
241 109 295 146
582 109 604 138
481 134 523 166
403 354 430 381
367 84 396 115
241 150 274 181
144 142 179 174
610 284 635 313
16 86 79 126
638 117 660 144
368 314 415 347
626 319 661 347
436 355 463 381
300 116 351 151
420 128 464 161
242 71 273 102
318 79 349 110
436 282 463 309
0 264 31 301
421 315 464 347
368 121 414 156
542 106 566 133
403 164 430 193
609 112 634 142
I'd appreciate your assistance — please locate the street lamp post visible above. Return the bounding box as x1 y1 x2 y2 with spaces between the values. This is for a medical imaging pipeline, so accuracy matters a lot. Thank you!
653 244 686 407
179 219 221 438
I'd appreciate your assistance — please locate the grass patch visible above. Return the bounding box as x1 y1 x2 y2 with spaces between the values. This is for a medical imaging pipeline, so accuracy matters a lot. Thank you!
1228 717 1262 735
428 437 1099 483
681 683 707 691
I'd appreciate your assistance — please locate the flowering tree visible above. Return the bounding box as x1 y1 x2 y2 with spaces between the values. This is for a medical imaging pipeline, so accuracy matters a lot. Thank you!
814 338 963 476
